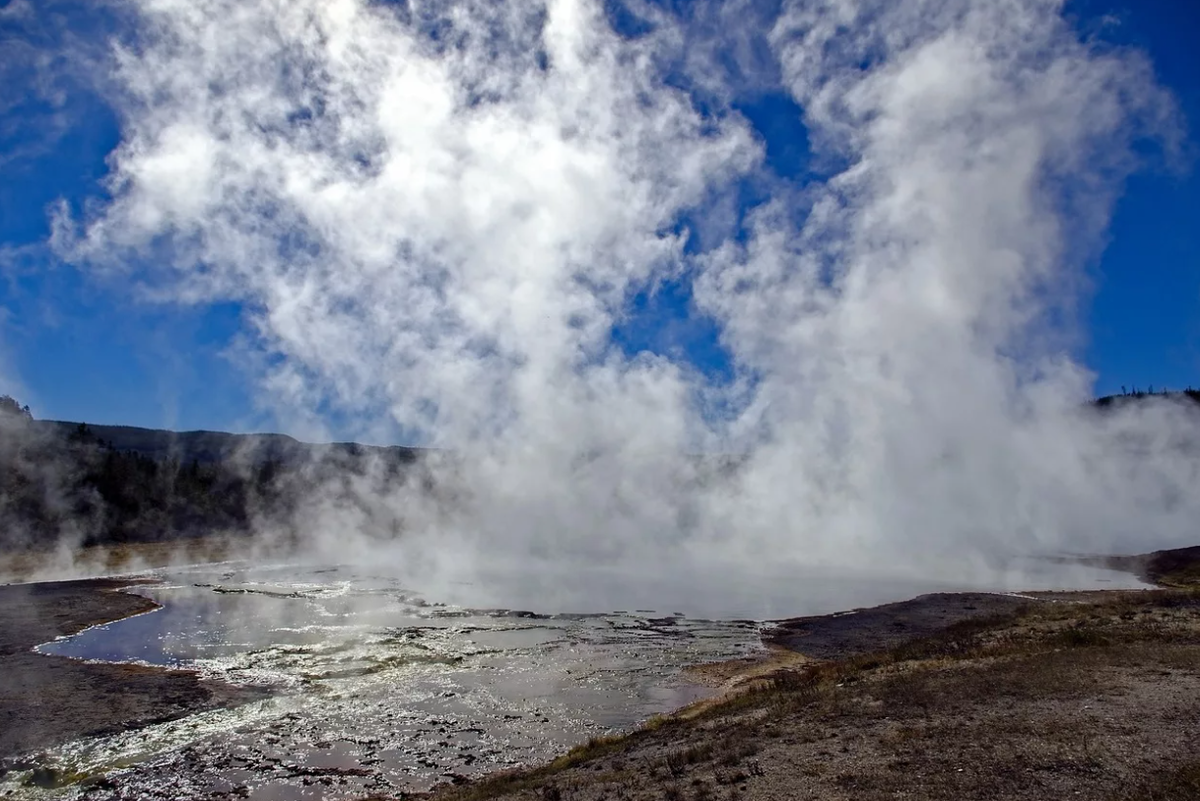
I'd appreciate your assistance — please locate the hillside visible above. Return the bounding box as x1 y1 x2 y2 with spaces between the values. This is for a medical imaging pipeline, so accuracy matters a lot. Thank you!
0 399 425 550
31 420 422 467
1092 388 1200 409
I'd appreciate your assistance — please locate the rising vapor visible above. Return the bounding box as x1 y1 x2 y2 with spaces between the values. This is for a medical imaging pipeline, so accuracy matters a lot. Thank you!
49 0 1196 611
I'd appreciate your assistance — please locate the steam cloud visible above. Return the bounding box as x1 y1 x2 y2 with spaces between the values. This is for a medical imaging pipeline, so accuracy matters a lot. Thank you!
43 0 1198 609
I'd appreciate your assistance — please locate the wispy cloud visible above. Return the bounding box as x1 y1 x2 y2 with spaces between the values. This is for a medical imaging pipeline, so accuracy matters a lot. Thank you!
0 0 123 172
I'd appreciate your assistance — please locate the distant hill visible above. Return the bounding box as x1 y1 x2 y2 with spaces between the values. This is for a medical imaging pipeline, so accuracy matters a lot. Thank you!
1093 389 1200 410
33 420 422 467
1 400 426 551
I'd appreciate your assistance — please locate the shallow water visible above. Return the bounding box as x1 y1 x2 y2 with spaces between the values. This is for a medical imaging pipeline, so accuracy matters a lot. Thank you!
8 558 1144 799
13 562 762 799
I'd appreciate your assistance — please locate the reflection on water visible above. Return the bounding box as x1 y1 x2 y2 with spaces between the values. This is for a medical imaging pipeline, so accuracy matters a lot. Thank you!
18 563 762 799
12 558 1144 800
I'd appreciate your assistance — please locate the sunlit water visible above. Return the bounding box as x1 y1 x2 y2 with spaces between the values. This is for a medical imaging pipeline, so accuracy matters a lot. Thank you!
9 562 764 799
5 558 1144 799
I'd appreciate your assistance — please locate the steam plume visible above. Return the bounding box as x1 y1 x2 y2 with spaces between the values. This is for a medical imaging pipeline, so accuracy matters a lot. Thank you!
46 0 1194 609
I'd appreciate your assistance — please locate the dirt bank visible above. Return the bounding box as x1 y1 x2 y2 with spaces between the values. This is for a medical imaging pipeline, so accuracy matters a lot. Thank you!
0 578 267 766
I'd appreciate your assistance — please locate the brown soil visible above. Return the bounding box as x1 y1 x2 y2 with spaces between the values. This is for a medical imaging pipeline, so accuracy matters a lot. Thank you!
0 578 267 767
423 588 1200 801
682 645 815 691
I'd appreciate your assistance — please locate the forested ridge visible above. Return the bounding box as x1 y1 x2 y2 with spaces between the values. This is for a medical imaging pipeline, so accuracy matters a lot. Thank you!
0 396 422 550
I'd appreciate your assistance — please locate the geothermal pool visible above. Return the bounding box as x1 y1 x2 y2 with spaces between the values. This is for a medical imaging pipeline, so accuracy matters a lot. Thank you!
9 562 765 800
4 558 1144 799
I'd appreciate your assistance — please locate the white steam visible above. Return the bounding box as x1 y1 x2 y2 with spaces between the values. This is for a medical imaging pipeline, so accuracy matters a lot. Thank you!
51 0 1194 609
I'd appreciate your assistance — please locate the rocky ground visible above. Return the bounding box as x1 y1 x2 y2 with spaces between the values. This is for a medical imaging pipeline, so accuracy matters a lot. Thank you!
422 586 1200 801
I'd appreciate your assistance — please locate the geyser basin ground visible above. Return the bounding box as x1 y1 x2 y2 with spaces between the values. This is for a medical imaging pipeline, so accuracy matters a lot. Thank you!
2 562 763 799
0 559 1145 799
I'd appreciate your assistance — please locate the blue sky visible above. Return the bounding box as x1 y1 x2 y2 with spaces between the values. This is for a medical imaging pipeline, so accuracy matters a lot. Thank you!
0 0 1197 439
1072 0 1200 397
